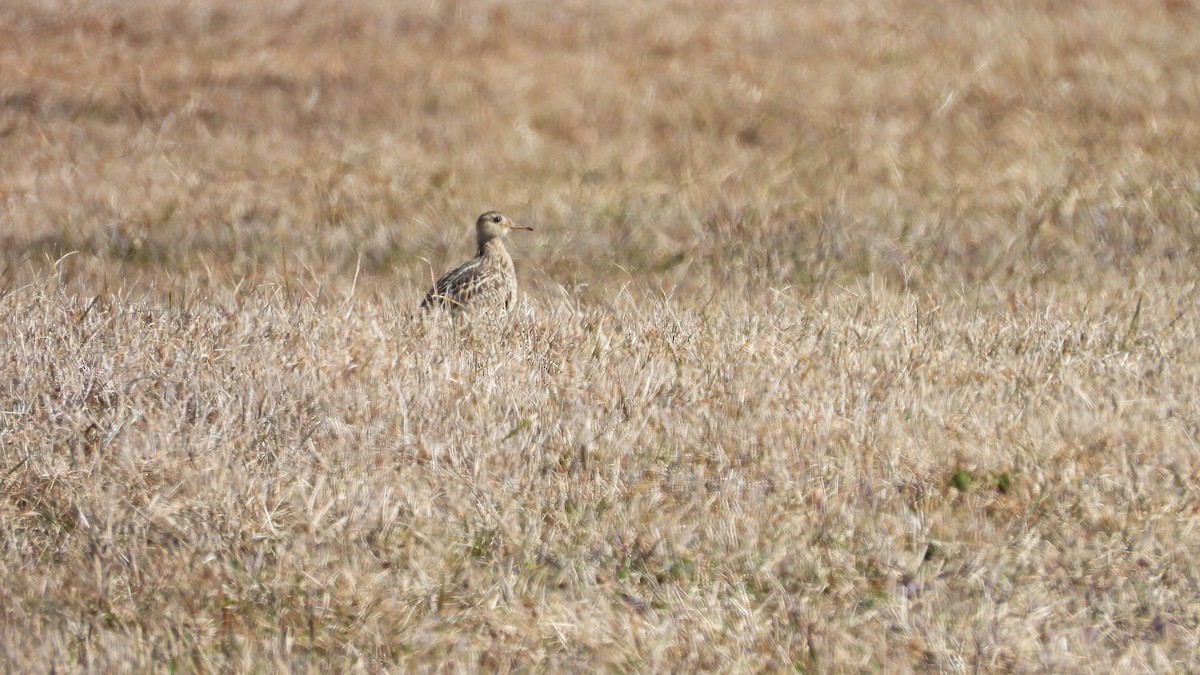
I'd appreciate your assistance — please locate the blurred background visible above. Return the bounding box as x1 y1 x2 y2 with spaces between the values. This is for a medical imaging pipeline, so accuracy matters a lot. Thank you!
2 0 1197 306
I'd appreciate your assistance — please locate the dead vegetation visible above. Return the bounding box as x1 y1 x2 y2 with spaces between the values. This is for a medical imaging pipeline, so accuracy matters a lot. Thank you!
2 0 1199 670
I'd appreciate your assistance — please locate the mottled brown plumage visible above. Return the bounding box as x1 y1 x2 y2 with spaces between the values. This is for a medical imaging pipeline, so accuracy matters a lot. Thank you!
421 211 533 313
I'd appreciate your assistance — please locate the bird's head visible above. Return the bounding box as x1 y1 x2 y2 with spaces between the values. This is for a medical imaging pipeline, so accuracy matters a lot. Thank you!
475 211 533 245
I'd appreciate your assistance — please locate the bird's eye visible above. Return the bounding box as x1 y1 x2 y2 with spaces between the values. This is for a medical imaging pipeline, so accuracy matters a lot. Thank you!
492 214 503 223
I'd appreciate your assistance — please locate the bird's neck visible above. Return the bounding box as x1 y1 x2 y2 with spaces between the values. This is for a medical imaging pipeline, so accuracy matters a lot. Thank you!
476 237 509 259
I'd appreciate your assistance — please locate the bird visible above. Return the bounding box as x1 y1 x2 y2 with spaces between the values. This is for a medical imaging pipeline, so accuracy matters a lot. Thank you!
421 211 533 314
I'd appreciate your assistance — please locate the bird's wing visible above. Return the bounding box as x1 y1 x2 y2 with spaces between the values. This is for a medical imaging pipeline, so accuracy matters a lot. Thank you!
421 257 501 310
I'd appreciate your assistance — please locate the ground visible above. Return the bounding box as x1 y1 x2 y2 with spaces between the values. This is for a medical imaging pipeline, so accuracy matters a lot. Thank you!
2 0 1199 670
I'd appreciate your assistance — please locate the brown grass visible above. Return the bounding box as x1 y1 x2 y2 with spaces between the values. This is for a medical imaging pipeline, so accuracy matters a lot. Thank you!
2 0 1200 670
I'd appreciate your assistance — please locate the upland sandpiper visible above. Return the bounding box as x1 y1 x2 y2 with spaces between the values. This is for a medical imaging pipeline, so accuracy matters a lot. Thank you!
421 211 533 313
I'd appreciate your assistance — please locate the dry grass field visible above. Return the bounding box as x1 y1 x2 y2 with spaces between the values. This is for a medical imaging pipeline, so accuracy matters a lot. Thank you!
2 0 1200 670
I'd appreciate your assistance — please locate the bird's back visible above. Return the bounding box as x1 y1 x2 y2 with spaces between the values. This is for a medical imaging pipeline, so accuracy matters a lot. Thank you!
421 241 517 313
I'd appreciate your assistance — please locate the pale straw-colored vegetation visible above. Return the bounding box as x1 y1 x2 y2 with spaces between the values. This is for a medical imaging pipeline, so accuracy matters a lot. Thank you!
2 0 1199 670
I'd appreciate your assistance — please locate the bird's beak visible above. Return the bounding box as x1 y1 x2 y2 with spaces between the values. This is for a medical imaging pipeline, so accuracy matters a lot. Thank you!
508 222 534 231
